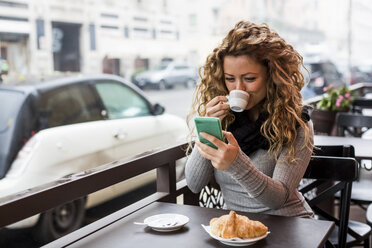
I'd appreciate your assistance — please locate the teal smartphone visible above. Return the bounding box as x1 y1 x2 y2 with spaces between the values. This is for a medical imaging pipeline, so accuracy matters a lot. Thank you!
194 117 224 149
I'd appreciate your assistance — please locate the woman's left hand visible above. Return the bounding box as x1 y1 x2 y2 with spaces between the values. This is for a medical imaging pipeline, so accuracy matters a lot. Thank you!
196 131 240 170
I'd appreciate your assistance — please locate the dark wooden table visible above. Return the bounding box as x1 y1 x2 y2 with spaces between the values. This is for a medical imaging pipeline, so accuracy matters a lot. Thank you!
45 202 334 248
314 135 372 160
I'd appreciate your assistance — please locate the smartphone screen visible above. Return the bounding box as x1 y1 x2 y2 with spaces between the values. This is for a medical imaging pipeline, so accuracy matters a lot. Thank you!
194 117 224 149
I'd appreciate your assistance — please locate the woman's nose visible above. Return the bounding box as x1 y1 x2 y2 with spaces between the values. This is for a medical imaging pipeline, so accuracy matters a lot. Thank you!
236 80 245 91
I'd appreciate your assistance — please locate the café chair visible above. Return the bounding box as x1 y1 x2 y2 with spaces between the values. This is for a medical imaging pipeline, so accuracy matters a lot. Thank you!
352 98 372 113
335 112 372 137
301 145 370 248
367 203 372 228
198 177 225 208
335 113 372 209
367 204 372 248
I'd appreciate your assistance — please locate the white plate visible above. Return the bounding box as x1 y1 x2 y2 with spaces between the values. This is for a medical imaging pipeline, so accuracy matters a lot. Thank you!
201 224 269 246
143 213 189 232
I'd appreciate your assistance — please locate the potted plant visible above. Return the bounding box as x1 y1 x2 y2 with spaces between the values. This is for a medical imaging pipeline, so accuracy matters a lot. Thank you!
311 85 355 135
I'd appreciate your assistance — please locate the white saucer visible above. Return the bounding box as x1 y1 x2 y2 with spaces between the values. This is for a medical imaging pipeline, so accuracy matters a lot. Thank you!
144 213 189 232
201 224 269 246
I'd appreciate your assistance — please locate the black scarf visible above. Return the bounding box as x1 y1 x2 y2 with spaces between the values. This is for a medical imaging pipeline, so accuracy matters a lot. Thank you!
228 106 311 156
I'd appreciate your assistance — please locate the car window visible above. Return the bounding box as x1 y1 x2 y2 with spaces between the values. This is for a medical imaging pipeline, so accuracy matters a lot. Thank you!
309 63 321 73
322 62 338 75
174 65 188 70
358 65 372 73
0 90 24 133
154 64 168 71
94 80 150 119
39 83 103 128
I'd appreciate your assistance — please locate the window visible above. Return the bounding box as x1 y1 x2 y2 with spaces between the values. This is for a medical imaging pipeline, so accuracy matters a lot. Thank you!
133 16 148 22
174 65 188 70
124 26 129 38
39 83 103 128
0 1 28 8
322 63 338 75
89 24 96 50
100 25 119 30
0 16 28 22
160 30 172 34
94 80 150 119
133 27 151 38
100 13 119 19
36 19 45 50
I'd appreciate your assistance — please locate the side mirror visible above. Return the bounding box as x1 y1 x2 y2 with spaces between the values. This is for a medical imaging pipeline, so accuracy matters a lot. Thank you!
151 103 165 115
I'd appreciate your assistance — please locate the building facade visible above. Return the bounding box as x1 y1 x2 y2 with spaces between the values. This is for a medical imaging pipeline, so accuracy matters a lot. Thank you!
1 0 372 83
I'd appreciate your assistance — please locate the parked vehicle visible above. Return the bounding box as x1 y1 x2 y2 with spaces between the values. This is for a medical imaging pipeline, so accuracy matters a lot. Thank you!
358 64 372 80
303 59 346 95
350 65 372 84
133 62 198 90
0 74 188 242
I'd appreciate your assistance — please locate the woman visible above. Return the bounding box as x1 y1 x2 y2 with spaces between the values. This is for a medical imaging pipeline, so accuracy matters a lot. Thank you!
185 20 314 218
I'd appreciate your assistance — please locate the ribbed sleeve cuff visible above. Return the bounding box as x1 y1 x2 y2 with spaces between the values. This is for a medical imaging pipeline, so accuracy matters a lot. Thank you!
225 149 253 178
225 149 267 198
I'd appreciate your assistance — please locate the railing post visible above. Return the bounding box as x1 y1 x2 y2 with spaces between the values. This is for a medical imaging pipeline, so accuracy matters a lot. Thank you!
157 161 177 203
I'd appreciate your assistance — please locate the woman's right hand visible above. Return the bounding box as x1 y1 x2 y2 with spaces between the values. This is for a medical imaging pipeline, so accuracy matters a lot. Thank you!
205 96 230 121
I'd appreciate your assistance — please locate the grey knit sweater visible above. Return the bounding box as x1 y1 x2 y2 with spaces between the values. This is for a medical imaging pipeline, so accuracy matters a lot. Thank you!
185 121 314 218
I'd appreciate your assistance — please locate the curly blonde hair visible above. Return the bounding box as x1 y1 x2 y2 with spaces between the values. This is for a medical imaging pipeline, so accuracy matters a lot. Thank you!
187 20 312 162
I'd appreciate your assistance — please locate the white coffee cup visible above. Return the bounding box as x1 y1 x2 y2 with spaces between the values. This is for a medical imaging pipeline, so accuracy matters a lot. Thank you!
225 90 249 112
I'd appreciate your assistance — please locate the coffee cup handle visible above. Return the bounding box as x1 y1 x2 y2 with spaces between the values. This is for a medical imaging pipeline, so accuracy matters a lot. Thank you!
223 95 229 105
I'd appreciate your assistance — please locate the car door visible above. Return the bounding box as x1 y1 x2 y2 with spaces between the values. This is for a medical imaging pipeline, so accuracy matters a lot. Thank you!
92 79 173 158
173 65 188 84
92 79 187 200
164 63 178 85
36 82 117 176
1 82 120 197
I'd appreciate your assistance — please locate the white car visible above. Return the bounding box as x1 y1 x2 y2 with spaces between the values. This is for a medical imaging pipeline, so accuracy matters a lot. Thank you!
134 62 199 90
0 74 188 242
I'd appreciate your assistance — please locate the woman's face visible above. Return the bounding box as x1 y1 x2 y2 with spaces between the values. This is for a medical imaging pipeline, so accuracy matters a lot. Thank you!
223 55 268 110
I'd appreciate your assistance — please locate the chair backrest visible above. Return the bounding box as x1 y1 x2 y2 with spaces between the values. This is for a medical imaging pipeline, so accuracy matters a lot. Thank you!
312 145 355 158
367 203 372 228
352 98 372 112
335 112 372 137
300 145 358 248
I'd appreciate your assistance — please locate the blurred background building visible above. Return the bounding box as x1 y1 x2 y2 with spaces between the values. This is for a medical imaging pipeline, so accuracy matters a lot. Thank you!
0 0 372 84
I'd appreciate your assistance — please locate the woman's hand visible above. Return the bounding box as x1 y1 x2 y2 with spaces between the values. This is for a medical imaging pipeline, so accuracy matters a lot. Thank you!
196 131 239 170
205 96 230 121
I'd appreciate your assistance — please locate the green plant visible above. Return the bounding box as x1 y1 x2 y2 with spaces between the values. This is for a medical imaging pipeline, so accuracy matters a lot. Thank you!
316 85 355 111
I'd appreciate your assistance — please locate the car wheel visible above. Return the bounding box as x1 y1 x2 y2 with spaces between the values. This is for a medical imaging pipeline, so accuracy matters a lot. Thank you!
158 80 167 90
185 79 195 88
33 198 86 243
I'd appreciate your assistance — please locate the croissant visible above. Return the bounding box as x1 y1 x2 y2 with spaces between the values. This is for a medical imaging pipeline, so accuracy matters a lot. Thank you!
210 210 268 239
